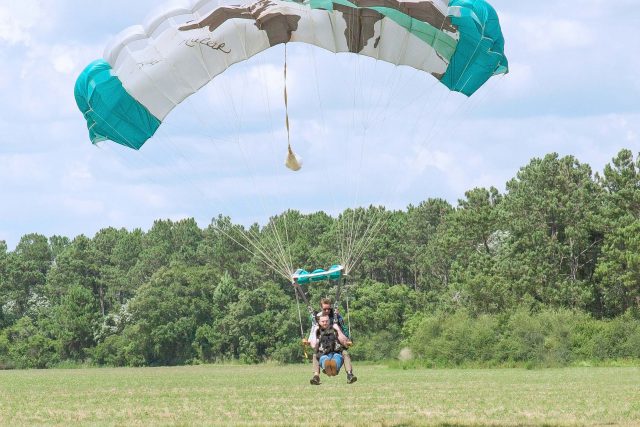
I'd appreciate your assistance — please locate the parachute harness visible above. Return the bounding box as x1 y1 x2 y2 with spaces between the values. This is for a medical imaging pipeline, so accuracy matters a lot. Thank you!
292 269 353 362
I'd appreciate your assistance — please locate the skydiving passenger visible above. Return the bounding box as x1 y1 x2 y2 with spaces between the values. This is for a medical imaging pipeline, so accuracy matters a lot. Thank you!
308 314 357 385
307 298 357 384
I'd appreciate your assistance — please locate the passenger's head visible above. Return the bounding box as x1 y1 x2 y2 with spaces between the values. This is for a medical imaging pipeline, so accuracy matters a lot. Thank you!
318 314 330 329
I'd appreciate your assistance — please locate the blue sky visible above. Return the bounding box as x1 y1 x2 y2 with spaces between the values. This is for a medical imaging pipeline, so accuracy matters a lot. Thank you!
1 0 639 250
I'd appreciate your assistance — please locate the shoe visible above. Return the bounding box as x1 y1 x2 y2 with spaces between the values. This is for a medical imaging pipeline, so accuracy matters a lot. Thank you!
310 375 320 385
347 372 357 384
324 359 337 376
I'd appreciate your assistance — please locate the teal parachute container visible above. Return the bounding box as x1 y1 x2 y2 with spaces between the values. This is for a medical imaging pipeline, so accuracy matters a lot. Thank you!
74 59 160 150
293 264 344 284
441 0 509 95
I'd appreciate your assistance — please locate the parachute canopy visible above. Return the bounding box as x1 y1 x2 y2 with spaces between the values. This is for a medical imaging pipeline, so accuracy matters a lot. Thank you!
75 0 508 149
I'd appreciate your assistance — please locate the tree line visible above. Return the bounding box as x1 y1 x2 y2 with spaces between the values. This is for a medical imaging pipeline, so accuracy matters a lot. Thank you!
1 150 639 369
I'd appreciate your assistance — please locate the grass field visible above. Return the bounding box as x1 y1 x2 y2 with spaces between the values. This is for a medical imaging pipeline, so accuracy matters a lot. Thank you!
0 364 638 426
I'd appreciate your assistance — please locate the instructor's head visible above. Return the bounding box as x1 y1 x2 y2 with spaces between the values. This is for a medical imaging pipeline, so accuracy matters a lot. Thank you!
320 298 332 315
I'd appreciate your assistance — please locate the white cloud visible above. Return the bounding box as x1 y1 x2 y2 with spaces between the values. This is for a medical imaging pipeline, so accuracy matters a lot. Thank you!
2 0 639 251
0 153 49 184
0 1 43 45
127 185 169 209
14 42 103 119
0 63 9 89
60 162 94 192
51 48 78 74
519 18 594 53
409 148 453 175
60 197 105 216
103 208 129 225
493 61 533 99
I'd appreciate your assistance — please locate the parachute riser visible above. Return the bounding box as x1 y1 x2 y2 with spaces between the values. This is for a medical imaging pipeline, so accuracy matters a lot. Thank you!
292 281 317 324
332 276 348 313
292 281 314 362
333 275 353 340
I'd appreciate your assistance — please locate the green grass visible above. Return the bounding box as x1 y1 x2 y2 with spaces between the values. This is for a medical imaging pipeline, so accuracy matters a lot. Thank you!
0 364 638 426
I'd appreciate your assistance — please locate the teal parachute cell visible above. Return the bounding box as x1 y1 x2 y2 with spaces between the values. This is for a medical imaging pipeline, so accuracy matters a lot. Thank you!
74 60 160 150
442 0 509 95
